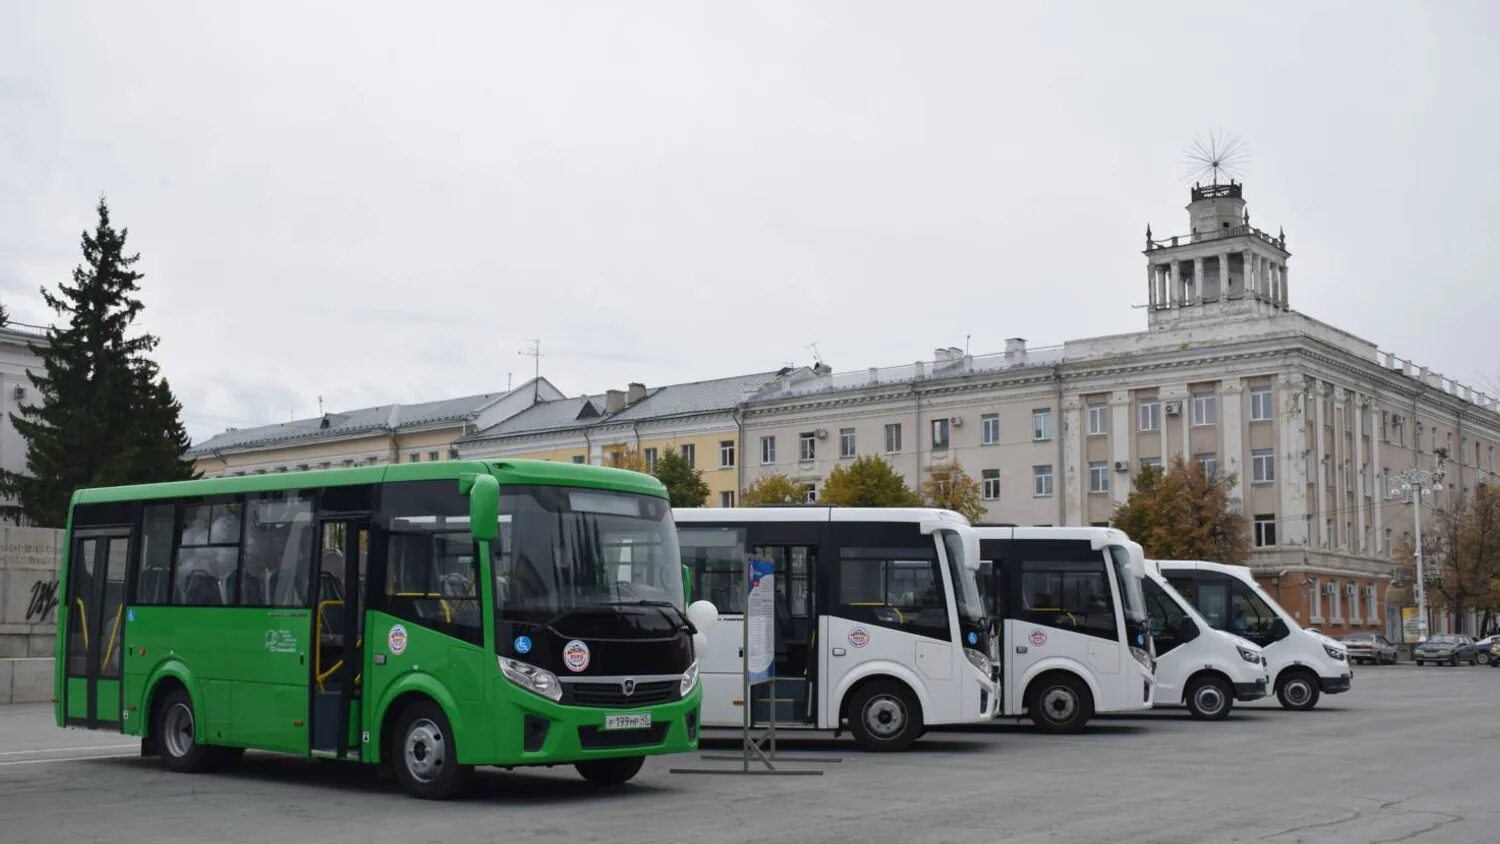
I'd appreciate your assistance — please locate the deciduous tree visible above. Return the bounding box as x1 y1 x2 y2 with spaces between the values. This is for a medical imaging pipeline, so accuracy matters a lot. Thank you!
921 460 986 523
1 199 196 526
653 448 709 508
819 454 921 508
742 473 802 506
1111 457 1250 566
1424 484 1500 633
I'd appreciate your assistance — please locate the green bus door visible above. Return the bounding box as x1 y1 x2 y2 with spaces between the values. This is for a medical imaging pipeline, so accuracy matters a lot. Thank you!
311 520 368 757
64 531 131 729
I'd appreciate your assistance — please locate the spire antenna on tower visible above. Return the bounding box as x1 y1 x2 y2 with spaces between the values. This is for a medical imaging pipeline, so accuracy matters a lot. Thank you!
1183 132 1250 186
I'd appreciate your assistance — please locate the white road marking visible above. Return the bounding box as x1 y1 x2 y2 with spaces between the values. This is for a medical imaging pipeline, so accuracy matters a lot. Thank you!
0 752 138 767
0 746 136 758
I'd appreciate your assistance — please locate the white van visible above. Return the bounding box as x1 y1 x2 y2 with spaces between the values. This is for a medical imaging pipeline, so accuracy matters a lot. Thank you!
1156 560 1351 711
1142 558 1269 719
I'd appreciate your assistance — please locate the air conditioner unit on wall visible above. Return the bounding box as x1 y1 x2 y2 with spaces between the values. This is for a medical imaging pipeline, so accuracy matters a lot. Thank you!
1164 401 1182 415
814 428 828 439
1114 461 1129 472
949 416 963 427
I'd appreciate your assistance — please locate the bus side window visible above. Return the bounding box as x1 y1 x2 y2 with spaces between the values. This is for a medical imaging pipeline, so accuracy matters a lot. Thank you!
174 501 242 606
678 527 746 614
136 504 175 605
1017 558 1117 640
240 492 315 607
836 546 947 640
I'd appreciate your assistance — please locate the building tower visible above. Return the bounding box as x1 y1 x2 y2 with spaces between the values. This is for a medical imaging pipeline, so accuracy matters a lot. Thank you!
1143 181 1291 328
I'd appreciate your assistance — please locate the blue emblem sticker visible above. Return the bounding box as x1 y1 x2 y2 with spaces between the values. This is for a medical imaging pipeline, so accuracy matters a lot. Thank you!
514 635 533 655
967 631 978 645
126 609 135 623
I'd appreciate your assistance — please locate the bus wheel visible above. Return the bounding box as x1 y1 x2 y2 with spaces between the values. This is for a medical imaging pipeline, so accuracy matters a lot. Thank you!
1028 675 1092 734
848 681 923 752
576 755 645 786
1185 676 1233 720
1276 671 1320 711
393 701 472 800
158 688 214 774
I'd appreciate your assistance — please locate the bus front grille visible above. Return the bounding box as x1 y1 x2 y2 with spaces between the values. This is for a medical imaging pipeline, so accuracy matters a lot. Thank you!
578 723 670 749
564 680 679 707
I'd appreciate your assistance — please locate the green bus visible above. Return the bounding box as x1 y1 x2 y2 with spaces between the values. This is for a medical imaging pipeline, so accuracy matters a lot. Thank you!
56 459 707 798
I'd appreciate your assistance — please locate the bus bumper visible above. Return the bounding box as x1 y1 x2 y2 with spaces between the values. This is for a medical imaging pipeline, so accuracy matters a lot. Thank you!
1233 678 1269 701
1319 674 1352 695
481 680 701 766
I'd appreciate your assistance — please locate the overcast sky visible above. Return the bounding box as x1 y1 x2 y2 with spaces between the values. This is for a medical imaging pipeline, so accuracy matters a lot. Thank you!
3 2 1497 442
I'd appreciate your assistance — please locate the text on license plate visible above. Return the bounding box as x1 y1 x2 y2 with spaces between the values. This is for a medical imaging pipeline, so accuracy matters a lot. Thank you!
604 713 652 731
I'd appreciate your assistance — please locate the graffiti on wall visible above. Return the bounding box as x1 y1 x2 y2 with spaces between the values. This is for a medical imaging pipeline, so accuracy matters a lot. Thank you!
25 579 60 622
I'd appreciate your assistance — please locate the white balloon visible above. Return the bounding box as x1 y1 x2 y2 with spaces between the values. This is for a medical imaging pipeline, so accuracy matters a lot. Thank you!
686 599 720 632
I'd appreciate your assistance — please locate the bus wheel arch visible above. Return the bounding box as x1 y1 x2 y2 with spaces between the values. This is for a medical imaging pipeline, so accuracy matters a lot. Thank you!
381 693 473 799
1275 666 1321 711
142 668 198 754
1023 670 1094 733
1183 670 1235 720
840 675 924 752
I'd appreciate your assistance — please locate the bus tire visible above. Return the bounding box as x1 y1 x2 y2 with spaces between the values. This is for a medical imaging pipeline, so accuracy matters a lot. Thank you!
1027 673 1092 734
847 681 923 752
575 755 645 786
157 688 214 774
1185 675 1233 720
1276 669 1320 711
393 700 472 800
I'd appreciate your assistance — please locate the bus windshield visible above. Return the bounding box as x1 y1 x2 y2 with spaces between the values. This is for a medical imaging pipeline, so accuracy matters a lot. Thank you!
940 530 985 624
493 486 685 631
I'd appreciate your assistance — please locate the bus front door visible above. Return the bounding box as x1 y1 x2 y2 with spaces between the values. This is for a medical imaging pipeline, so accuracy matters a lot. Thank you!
310 520 369 757
63 531 131 729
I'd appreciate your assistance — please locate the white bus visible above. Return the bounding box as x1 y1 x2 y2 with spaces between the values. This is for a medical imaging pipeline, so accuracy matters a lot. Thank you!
1142 558 1269 719
675 508 1000 751
975 527 1155 732
1156 560 1351 711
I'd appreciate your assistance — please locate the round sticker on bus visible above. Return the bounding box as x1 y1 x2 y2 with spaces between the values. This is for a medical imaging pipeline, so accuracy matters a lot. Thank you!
562 639 591 672
967 631 978 646
388 624 409 656
1028 629 1047 647
848 627 870 649
514 635 533 655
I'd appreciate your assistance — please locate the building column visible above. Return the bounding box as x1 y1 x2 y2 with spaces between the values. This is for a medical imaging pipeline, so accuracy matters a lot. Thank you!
1221 381 1245 507
1110 390 1132 507
1278 374 1310 546
1281 263 1290 309
1240 249 1252 299
1192 257 1205 305
1355 394 1367 554
1168 261 1181 307
1314 381 1328 547
1372 418 1384 553
1147 264 1157 309
1062 396 1083 526
1219 251 1232 300
1257 256 1269 299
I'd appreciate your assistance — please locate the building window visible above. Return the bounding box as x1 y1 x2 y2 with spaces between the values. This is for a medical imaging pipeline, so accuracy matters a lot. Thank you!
1252 448 1275 483
447 448 459 460
1139 401 1161 432
1384 528 1392 555
571 455 585 464
720 491 735 508
1329 580 1342 622
1033 465 1053 497
1250 387 1273 422
982 469 1001 501
408 453 420 463
759 437 774 465
719 440 736 469
1087 404 1108 436
1088 461 1109 494
1367 584 1379 621
1033 408 1052 441
802 483 817 503
1254 515 1276 547
1196 453 1217 478
799 432 816 461
426 451 438 462
981 413 1000 445
840 428 856 458
1380 412 1388 442
1191 394 1217 427
1325 518 1334 548
681 443 696 467
931 418 950 450
884 423 902 454
1140 457 1162 472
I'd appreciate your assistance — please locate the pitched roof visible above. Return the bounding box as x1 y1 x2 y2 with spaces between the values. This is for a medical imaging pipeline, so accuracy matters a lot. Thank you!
472 395 607 438
188 392 503 455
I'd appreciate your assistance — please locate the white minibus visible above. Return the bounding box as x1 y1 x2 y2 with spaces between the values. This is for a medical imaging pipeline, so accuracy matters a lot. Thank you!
975 527 1155 733
1143 558 1269 719
675 508 1000 751
1156 560 1351 710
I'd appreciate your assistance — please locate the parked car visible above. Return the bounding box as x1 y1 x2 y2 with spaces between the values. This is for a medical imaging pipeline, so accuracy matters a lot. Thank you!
1414 635 1474 666
1491 638 1500 668
1468 635 1499 666
1340 633 1398 665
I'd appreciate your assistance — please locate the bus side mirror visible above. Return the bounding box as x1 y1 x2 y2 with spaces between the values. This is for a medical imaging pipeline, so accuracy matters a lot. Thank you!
461 473 500 542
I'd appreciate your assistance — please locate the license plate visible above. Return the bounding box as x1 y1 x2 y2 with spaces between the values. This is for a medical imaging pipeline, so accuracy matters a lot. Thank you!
603 713 652 731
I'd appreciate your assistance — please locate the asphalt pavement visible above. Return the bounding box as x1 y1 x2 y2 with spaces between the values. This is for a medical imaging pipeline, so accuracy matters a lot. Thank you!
0 662 1495 843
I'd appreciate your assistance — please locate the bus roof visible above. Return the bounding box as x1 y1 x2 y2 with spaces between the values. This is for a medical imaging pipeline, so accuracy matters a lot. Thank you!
70 458 668 506
672 506 971 530
974 525 1132 545
1153 559 1256 579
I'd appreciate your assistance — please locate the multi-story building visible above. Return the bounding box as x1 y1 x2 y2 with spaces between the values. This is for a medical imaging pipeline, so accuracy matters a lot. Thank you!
741 181 1500 639
456 370 805 507
189 378 564 475
0 321 50 524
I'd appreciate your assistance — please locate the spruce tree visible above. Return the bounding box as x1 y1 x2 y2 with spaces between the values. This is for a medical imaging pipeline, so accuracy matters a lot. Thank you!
1 199 196 526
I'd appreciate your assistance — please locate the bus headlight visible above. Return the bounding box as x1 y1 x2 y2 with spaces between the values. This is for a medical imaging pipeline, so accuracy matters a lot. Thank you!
680 661 700 697
499 656 563 702
1237 646 1261 663
1323 644 1347 662
1130 646 1153 672
964 648 991 677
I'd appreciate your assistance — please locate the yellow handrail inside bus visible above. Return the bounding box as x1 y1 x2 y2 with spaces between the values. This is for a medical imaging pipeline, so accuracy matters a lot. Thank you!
102 605 123 670
314 599 342 691
75 598 89 649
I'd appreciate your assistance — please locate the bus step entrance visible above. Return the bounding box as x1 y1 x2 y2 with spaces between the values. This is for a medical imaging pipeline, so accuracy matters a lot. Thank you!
311 692 343 753
749 679 814 725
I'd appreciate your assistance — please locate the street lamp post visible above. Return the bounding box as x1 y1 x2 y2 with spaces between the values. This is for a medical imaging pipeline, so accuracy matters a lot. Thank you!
1387 464 1445 641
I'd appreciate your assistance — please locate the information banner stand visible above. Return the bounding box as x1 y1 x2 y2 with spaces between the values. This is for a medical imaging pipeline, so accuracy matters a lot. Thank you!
671 556 830 776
